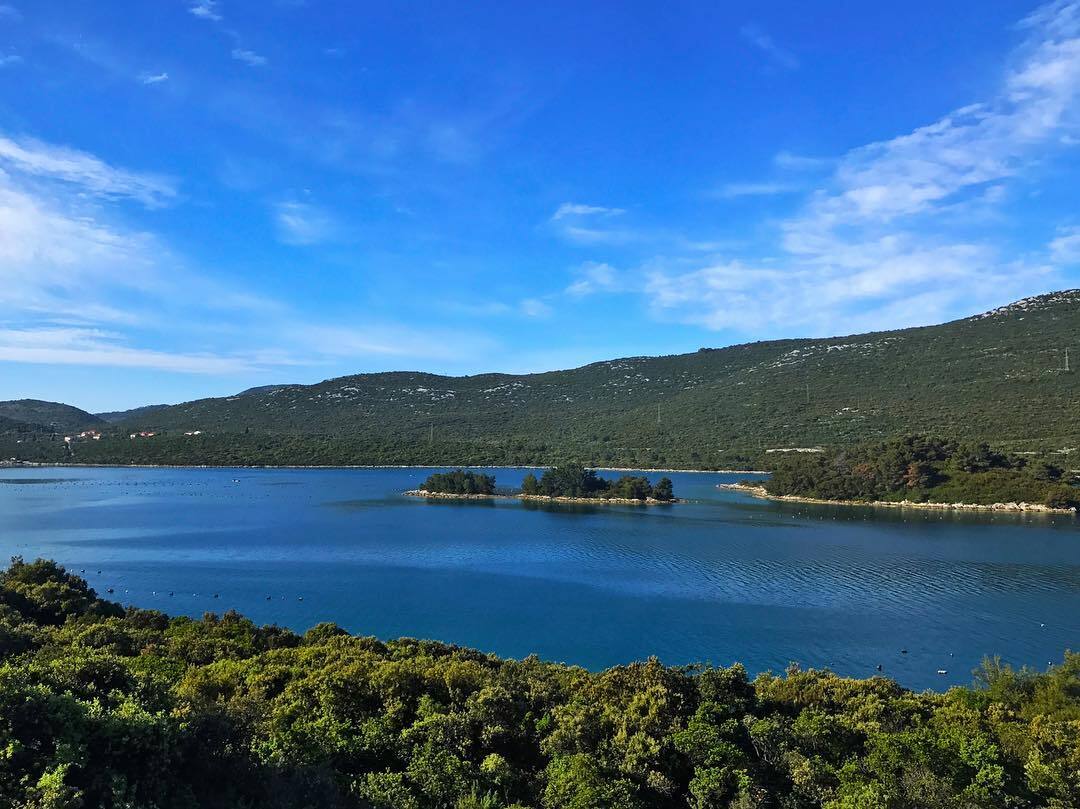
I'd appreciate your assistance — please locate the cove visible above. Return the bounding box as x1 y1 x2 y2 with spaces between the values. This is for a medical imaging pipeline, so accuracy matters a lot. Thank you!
1 465 1077 691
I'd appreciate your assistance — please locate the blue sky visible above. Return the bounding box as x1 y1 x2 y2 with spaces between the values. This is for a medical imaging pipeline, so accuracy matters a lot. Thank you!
1 0 1079 410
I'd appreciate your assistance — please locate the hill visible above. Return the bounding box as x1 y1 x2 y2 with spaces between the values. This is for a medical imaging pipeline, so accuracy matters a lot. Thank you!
94 404 169 423
0 399 103 433
11 291 1080 468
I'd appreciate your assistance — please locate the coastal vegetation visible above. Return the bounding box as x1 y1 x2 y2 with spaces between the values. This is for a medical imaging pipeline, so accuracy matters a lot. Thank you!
761 435 1080 510
522 465 675 501
414 466 675 502
422 470 497 495
4 292 1080 470
1 557 1078 808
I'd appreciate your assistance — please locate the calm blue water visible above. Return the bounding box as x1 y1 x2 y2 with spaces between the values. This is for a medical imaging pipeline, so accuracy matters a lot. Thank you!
1 466 1077 690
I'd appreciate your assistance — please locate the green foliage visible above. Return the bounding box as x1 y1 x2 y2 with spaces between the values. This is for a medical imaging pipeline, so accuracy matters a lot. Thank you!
0 400 101 433
422 470 497 495
0 558 1077 807
764 435 1080 509
521 473 540 495
532 466 674 501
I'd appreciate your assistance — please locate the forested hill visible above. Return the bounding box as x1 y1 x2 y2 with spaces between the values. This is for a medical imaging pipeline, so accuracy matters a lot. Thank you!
0 399 102 433
8 291 1080 468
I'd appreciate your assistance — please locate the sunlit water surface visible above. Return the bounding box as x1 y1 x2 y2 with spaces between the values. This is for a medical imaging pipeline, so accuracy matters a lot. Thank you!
1 466 1077 691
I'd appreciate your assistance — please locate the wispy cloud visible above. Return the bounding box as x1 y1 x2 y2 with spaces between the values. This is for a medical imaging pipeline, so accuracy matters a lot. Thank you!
645 1 1080 335
1050 225 1080 263
0 53 20 67
0 135 176 206
549 202 638 245
773 150 830 171
291 324 497 363
189 0 222 22
550 202 625 221
519 297 553 318
274 200 336 245
0 130 500 378
231 48 268 67
740 24 799 70
0 328 264 374
565 261 620 297
714 181 800 199
139 72 169 85
0 4 20 19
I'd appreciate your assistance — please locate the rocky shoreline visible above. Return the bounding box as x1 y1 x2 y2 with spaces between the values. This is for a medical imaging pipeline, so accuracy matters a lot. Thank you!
718 483 1076 515
404 490 681 505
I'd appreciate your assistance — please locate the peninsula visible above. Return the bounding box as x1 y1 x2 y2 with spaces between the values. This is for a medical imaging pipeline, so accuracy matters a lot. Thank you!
724 435 1080 514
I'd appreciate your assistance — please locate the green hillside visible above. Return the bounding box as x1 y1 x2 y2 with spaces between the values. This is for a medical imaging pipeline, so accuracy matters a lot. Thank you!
7 291 1080 468
0 399 103 433
94 404 169 423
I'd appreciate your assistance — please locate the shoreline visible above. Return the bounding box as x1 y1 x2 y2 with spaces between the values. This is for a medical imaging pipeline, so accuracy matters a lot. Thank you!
718 483 1077 515
404 489 682 505
2 462 766 474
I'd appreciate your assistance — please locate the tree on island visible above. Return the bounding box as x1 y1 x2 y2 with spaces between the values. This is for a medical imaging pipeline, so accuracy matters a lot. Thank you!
652 477 674 501
530 464 675 501
422 469 496 495
521 472 540 495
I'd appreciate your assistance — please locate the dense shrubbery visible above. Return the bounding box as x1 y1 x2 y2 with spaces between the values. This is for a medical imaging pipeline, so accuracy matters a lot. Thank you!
422 469 497 495
521 465 674 501
764 435 1080 509
0 558 1078 808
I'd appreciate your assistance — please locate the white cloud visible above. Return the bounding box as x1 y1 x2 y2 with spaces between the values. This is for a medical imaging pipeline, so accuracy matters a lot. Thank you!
231 48 268 67
646 0 1080 335
274 200 335 245
740 24 799 70
773 151 830 171
520 298 553 318
0 130 503 378
0 135 175 206
189 0 222 22
1050 225 1080 263
0 5 19 19
550 202 625 221
550 203 638 245
140 72 169 85
715 181 799 199
0 54 20 67
0 327 263 374
566 261 620 297
293 324 496 363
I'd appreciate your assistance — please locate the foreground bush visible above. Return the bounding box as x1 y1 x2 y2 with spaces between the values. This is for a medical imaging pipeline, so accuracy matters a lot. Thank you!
0 557 1077 808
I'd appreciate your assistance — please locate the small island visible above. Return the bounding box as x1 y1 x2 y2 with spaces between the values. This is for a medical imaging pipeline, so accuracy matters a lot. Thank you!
407 463 677 504
722 435 1080 514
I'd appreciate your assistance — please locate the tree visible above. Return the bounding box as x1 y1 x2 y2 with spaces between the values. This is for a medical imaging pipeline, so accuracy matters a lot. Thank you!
652 478 674 501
